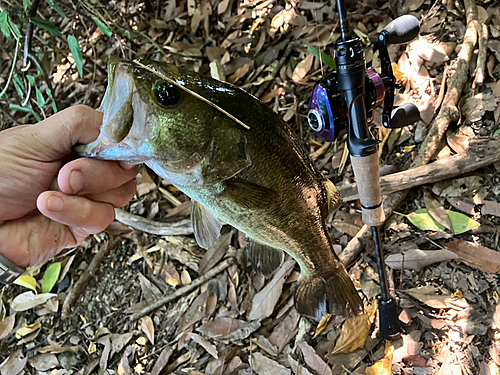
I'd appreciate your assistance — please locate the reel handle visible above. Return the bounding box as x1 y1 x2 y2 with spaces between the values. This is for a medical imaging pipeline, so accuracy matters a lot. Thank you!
382 15 420 45
386 102 421 129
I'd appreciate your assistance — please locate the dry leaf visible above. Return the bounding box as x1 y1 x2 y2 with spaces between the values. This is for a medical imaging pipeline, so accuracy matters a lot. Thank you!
251 352 291 375
10 292 57 311
417 92 435 124
404 285 452 309
445 240 500 274
424 194 453 231
151 346 173 375
261 88 284 104
292 54 314 83
249 259 295 320
38 338 79 354
28 353 59 372
365 341 394 375
0 315 15 340
446 131 470 153
228 63 250 84
432 176 484 197
410 38 450 62
392 330 423 363
297 341 332 375
15 322 42 339
140 316 155 345
188 333 218 358
481 200 500 217
288 354 314 375
0 350 28 375
197 317 245 339
385 249 458 271
462 91 500 122
332 300 378 354
313 314 331 338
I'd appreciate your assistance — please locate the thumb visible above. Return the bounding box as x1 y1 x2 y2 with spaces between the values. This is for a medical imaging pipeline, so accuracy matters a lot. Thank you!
28 105 103 160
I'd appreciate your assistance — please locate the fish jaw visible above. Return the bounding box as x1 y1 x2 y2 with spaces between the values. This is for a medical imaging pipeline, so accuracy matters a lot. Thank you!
75 57 153 164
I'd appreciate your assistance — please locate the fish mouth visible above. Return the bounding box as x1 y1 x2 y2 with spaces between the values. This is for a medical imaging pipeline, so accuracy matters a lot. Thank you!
74 56 150 163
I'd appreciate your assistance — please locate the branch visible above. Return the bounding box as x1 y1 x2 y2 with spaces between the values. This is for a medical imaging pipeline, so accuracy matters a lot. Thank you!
115 208 193 236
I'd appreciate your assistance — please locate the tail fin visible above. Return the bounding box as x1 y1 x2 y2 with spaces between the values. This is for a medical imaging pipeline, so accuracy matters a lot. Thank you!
295 268 364 321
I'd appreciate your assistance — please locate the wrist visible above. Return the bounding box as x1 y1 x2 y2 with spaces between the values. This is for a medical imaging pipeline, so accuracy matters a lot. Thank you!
0 253 25 285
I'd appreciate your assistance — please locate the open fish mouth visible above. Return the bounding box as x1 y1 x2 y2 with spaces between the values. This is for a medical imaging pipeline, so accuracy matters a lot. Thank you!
74 57 150 163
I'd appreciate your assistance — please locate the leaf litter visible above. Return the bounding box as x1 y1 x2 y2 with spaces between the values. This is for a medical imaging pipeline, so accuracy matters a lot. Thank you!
2 0 500 374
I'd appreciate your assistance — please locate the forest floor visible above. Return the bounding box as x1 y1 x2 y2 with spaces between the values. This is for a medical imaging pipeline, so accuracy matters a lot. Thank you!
1 0 500 374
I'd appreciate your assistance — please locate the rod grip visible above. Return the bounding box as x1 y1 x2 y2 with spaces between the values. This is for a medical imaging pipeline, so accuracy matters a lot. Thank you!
350 153 385 226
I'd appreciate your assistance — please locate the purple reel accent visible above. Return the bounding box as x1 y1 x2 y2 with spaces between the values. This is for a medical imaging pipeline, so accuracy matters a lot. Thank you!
366 67 385 107
308 84 336 142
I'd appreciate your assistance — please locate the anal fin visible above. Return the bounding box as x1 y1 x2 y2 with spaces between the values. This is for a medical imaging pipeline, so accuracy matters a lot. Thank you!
246 237 284 277
191 200 224 249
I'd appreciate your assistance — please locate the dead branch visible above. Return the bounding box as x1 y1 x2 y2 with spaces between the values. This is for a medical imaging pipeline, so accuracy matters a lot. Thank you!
338 136 500 202
115 208 193 236
129 257 235 321
61 238 118 318
340 0 479 266
473 22 488 88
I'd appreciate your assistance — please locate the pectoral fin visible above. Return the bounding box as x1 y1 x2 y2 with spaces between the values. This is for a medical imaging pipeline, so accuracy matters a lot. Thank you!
221 179 277 211
191 200 224 249
246 237 284 277
324 178 342 215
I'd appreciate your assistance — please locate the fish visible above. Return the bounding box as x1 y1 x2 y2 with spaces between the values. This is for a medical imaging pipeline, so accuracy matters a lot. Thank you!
75 56 364 321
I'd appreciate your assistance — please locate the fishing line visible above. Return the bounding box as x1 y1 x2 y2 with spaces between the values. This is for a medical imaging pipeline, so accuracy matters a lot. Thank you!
132 60 251 130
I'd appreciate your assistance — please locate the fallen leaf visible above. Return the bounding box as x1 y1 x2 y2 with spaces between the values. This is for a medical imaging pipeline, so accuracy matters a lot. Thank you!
447 210 480 234
10 292 57 311
261 87 284 104
332 300 378 354
188 332 218 359
404 285 452 309
197 317 245 339
14 275 37 293
249 259 295 320
151 346 173 375
396 209 446 232
417 92 435 124
228 63 250 84
462 91 500 122
410 38 450 62
424 194 453 231
365 341 394 375
28 353 59 371
446 131 470 153
481 200 500 217
0 315 15 340
140 316 155 345
288 354 314 375
432 176 484 197
392 330 423 363
298 341 332 375
313 314 331 338
445 240 500 273
0 350 28 375
42 262 61 293
292 53 314 83
16 322 42 339
38 338 79 354
251 352 291 375
385 249 458 271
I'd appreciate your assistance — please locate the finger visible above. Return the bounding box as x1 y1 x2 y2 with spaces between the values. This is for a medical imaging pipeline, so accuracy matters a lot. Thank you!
58 158 139 195
27 105 104 160
37 191 115 234
84 180 137 208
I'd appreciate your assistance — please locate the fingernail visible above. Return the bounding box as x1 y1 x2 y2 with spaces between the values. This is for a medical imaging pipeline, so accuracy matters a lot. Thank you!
47 194 64 212
69 170 85 194
120 161 136 170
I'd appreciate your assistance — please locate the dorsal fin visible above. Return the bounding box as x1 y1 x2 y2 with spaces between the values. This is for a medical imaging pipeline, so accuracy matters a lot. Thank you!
246 237 284 278
191 200 224 249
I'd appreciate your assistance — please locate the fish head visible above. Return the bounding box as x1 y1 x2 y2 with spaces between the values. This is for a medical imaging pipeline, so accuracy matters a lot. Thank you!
76 57 251 185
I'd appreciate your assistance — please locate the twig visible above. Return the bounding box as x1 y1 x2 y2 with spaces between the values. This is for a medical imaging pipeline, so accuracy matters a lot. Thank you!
433 65 449 111
338 136 500 202
129 257 235 321
61 238 118 318
310 141 331 161
115 208 193 236
473 22 488 88
340 0 479 266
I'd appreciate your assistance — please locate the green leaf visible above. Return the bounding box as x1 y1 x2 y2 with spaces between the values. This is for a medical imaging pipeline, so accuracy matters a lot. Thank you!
13 73 25 98
8 18 21 39
24 0 30 11
446 210 480 235
35 87 46 109
494 129 500 136
42 262 61 293
396 209 446 232
45 0 66 18
46 88 57 113
93 18 112 37
67 35 83 78
30 17 61 36
26 75 35 85
9 103 34 113
307 45 336 70
0 12 11 40
14 275 37 294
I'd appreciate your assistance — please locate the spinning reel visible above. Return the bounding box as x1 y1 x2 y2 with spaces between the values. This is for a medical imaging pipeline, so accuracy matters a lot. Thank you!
307 10 421 340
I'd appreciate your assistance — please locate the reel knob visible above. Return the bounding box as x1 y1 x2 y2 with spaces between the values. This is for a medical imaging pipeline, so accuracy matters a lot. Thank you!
307 84 337 142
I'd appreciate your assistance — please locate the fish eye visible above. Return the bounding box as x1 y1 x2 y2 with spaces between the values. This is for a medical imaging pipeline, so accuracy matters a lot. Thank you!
153 81 180 106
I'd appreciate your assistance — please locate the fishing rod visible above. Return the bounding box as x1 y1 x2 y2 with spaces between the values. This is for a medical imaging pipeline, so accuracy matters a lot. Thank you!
307 4 420 339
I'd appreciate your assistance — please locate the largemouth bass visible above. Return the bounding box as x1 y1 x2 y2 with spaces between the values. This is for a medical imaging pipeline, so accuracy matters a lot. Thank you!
76 57 363 321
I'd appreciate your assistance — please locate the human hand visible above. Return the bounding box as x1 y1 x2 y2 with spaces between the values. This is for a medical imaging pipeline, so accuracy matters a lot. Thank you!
0 105 138 268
